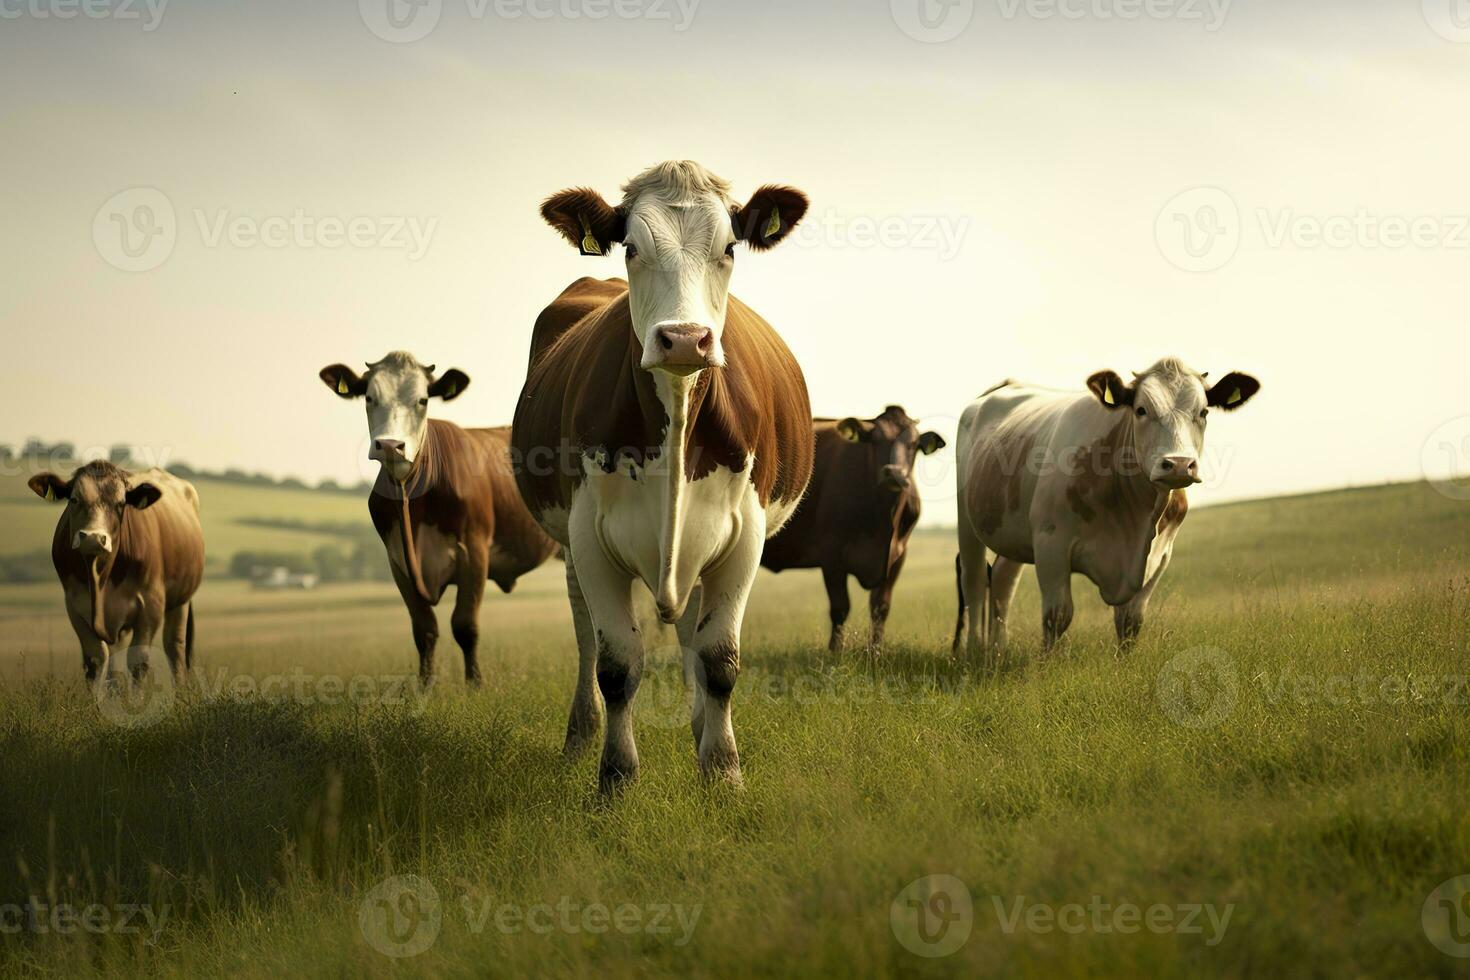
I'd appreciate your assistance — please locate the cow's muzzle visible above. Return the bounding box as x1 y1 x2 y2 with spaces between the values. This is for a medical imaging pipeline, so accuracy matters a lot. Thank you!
73 530 112 556
1152 455 1201 490
641 323 720 375
879 465 911 492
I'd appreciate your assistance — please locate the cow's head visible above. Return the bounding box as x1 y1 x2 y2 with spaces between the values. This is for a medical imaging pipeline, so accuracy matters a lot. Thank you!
319 352 469 483
541 161 809 377
1087 358 1260 491
29 460 161 558
836 405 946 496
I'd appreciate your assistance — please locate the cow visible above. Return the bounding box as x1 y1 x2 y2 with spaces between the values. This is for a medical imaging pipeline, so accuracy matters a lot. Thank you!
513 160 814 792
28 461 204 684
953 358 1260 657
760 407 945 652
319 353 559 687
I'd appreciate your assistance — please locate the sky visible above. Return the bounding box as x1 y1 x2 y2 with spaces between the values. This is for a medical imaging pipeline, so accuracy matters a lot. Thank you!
2 0 1468 523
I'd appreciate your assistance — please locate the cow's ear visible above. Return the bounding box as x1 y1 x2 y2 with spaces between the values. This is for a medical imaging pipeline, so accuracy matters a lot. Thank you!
541 188 625 256
1206 372 1260 411
733 184 809 251
836 417 872 443
1087 371 1135 410
125 483 162 511
320 364 367 399
917 431 947 456
28 473 70 503
429 368 470 402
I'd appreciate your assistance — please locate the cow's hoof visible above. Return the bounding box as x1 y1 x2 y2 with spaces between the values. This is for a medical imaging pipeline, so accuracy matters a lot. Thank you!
597 761 639 795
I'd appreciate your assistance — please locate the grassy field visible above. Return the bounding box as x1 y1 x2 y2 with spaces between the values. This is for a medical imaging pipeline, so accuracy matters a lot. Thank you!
1 481 1468 977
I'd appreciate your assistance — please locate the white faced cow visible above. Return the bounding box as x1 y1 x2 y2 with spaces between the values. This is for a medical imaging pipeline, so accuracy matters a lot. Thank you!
953 358 1260 656
513 161 814 792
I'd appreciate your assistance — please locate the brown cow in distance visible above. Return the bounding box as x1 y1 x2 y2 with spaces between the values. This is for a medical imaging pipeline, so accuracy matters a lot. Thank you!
320 353 558 687
29 461 204 683
761 407 945 652
514 160 815 792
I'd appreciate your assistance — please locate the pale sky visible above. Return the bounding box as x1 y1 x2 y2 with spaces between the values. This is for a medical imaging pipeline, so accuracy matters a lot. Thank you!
3 0 1468 523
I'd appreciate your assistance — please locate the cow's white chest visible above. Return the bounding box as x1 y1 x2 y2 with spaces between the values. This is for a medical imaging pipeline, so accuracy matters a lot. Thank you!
584 456 754 593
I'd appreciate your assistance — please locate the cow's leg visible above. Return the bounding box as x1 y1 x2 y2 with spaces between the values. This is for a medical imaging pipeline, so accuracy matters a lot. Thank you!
67 605 108 686
1114 551 1172 646
161 603 188 682
822 566 851 653
955 522 990 661
677 584 706 749
561 547 605 759
1035 545 1075 651
687 512 764 784
987 557 1026 652
128 599 164 684
391 565 439 689
451 546 487 687
868 551 907 652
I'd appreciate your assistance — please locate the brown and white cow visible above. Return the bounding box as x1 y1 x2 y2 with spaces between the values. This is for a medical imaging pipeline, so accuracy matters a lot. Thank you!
513 161 814 791
29 461 204 683
320 353 559 687
953 358 1260 656
761 407 945 652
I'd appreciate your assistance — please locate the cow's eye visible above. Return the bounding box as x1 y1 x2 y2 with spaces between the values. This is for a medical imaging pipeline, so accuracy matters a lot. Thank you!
725 242 737 258
1135 406 1148 418
418 399 428 408
365 396 375 406
1200 408 1210 419
624 243 638 261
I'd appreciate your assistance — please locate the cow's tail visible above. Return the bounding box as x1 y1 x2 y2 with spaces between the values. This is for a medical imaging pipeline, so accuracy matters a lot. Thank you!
951 553 966 656
185 602 195 671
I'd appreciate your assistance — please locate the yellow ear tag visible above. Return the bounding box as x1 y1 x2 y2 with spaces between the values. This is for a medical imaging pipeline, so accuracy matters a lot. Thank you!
1103 386 1115 406
337 378 349 395
44 485 56 502
764 209 782 239
1227 388 1242 406
579 218 602 256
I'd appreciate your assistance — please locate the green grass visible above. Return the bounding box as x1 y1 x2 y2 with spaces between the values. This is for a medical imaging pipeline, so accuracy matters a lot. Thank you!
1 482 1468 978
0 467 369 572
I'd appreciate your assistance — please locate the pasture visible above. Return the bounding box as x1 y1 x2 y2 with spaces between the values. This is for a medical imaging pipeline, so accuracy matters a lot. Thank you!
1 480 1467 977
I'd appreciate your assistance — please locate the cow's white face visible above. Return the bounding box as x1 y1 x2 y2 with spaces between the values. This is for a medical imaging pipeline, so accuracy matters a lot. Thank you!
540 161 809 378
623 194 737 376
319 354 469 484
1089 360 1260 491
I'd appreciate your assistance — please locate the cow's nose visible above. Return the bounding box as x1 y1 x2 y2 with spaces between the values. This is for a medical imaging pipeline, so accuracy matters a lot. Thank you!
650 324 714 372
1155 456 1201 487
880 465 911 490
74 530 112 555
374 439 406 457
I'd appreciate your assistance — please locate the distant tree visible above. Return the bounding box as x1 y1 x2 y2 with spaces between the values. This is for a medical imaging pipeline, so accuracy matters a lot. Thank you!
50 442 75 460
109 445 132 464
318 478 342 493
279 476 306 491
22 438 45 457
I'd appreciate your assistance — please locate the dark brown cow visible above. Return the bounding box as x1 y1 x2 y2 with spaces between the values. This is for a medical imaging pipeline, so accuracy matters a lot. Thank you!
761 407 945 652
320 353 558 687
513 160 814 791
29 461 204 683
